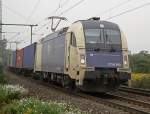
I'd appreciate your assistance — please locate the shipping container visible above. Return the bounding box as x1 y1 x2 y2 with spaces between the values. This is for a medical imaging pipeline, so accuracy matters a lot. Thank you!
12 51 17 68
41 31 66 73
16 49 24 68
23 43 36 70
34 42 42 72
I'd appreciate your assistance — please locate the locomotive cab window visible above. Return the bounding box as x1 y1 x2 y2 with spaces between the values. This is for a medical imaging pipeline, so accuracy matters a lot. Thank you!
104 29 121 44
70 32 77 47
85 29 102 43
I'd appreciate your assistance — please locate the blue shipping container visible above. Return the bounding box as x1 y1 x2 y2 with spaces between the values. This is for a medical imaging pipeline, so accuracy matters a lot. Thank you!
23 43 36 70
12 51 16 68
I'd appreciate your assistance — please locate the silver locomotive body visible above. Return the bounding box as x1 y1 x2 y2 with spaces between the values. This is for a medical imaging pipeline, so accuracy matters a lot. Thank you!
63 18 131 92
8 18 131 92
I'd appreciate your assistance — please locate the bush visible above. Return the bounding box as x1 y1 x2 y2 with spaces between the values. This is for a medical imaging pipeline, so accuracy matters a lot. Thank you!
129 51 150 73
0 63 3 74
131 74 150 89
0 64 6 84
4 98 86 114
0 73 7 84
0 84 27 103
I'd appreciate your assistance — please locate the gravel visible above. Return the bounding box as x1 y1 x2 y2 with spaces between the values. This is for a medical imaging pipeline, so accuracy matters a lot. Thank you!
5 71 129 114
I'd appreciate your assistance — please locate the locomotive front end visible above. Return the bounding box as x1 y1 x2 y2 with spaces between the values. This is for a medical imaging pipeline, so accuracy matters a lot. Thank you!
79 19 131 92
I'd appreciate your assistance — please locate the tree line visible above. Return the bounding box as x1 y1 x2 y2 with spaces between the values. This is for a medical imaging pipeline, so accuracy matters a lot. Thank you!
129 51 150 73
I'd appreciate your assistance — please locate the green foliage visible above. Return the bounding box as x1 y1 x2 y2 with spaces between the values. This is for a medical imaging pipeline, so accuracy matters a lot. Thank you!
132 74 150 89
0 64 6 84
130 51 150 73
0 63 3 73
0 85 27 104
3 98 86 114
0 73 6 84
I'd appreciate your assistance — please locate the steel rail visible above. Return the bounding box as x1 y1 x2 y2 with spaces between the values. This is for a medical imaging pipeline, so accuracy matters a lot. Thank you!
119 86 150 96
107 93 150 108
77 93 150 114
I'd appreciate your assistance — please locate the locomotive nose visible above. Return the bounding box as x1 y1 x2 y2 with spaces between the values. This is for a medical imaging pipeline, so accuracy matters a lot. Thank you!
86 52 123 68
78 51 125 92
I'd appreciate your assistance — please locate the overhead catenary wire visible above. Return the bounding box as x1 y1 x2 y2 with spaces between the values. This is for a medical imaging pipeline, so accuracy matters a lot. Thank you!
26 0 41 23
3 1 40 46
34 0 85 36
98 0 132 16
35 0 71 26
11 0 41 45
105 1 150 20
3 1 41 45
6 32 20 42
3 3 34 46
47 0 71 17
59 0 85 16
34 21 49 33
61 0 70 8
2 3 33 23
33 0 64 34
33 0 71 33
48 0 62 16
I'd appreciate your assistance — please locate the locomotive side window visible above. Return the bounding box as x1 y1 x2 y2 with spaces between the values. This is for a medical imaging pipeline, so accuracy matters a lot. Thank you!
70 32 76 47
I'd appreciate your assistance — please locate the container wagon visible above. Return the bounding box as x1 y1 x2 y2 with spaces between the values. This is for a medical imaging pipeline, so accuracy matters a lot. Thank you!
16 49 24 73
12 51 17 68
23 43 36 73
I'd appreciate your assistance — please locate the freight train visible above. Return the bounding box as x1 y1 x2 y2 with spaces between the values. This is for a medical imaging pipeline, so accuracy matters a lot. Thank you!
8 17 131 92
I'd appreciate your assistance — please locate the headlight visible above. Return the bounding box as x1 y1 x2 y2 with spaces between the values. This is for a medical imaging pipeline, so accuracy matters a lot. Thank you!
124 55 128 66
124 60 127 65
80 55 85 64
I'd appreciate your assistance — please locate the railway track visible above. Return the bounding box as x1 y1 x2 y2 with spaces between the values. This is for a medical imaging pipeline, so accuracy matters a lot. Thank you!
107 93 150 113
119 86 150 96
7 71 150 114
30 80 150 114
32 82 150 114
76 92 150 114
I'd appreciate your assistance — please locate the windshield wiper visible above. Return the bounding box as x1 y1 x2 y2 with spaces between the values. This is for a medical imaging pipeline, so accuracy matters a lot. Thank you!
94 48 100 52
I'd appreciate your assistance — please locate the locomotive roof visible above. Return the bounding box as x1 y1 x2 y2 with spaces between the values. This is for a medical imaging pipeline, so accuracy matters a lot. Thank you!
80 20 120 30
41 27 68 43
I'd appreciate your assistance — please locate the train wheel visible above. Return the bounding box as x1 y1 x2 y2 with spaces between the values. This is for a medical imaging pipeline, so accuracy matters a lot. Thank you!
43 73 48 82
61 76 69 88
61 75 74 90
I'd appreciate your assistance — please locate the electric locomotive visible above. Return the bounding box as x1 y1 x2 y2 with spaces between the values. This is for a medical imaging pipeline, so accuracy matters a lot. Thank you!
34 17 131 92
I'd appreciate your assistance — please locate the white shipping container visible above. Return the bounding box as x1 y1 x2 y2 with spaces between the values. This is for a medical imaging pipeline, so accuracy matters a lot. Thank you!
34 42 42 72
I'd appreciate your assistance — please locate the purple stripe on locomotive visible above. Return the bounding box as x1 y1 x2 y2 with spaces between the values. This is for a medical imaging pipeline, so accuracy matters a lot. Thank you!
12 51 16 67
23 43 36 70
86 52 123 68
41 34 65 73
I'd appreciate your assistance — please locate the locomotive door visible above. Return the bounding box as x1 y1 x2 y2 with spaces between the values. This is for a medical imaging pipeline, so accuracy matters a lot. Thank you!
66 32 78 79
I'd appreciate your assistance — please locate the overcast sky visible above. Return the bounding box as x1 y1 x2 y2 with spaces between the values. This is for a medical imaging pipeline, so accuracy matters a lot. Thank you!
2 0 150 53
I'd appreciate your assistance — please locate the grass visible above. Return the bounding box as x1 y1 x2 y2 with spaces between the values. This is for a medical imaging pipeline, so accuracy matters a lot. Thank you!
0 84 27 104
0 64 85 114
131 73 150 89
2 98 86 114
0 73 6 84
0 64 6 84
